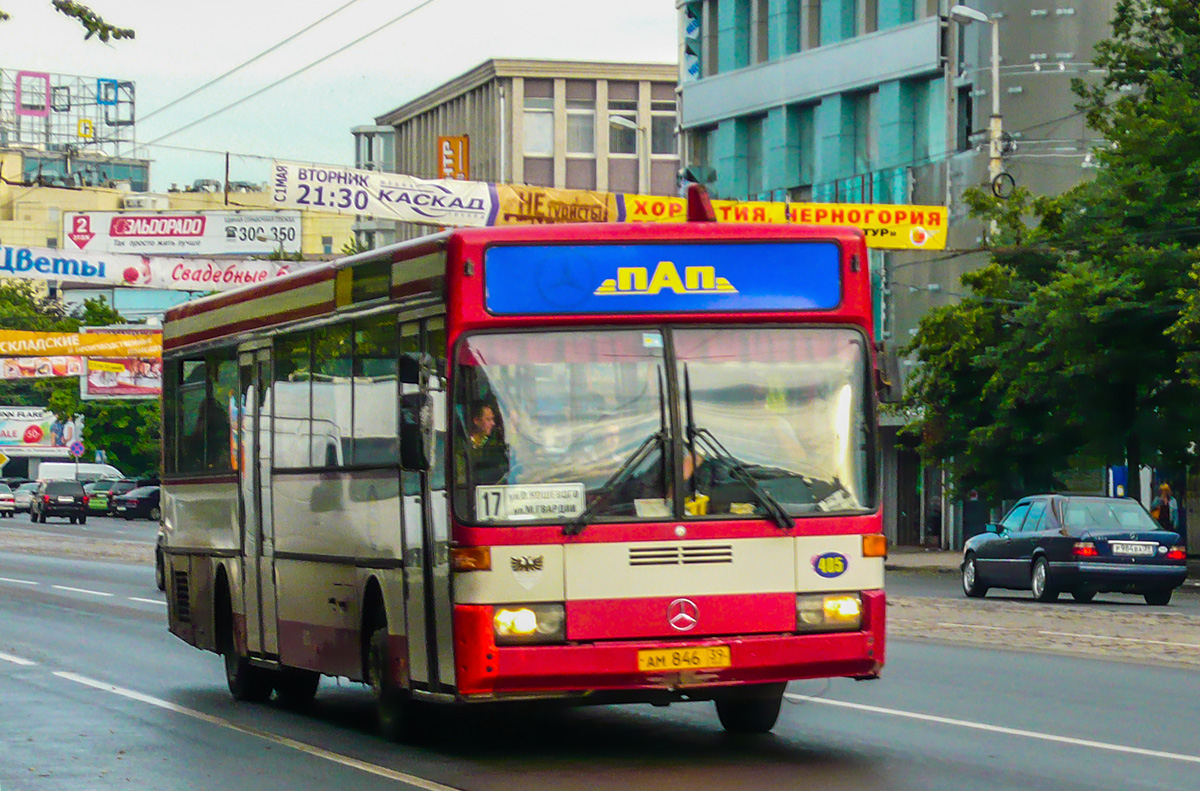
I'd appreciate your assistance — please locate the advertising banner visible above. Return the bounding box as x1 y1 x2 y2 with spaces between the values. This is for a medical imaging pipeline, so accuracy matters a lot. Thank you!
493 185 621 225
0 243 316 292
437 136 470 180
271 160 494 227
64 210 303 255
0 330 161 358
0 407 82 449
82 358 162 400
272 161 949 251
80 326 163 400
623 196 949 250
0 356 85 380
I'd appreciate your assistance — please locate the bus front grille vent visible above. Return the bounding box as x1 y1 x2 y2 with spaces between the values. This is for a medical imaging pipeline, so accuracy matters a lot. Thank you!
629 544 734 566
173 571 191 623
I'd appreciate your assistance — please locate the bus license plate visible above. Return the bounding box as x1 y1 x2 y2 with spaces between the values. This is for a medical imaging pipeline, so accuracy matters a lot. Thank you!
637 645 731 672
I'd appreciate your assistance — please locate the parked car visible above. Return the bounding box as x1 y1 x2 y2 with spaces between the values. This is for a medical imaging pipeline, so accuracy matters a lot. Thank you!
100 478 158 515
962 494 1188 605
113 485 160 521
13 482 40 512
0 483 14 517
29 480 89 524
83 481 112 513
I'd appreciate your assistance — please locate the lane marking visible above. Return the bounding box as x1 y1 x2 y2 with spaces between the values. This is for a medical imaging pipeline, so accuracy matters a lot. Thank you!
0 577 38 586
0 651 36 666
128 597 168 606
53 672 465 791
785 693 1200 765
51 585 114 598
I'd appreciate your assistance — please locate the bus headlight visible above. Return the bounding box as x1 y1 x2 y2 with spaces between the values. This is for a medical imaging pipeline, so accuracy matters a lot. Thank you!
796 593 862 633
492 603 566 645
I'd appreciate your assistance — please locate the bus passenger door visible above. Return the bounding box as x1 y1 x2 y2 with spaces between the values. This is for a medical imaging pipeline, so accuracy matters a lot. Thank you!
238 349 278 657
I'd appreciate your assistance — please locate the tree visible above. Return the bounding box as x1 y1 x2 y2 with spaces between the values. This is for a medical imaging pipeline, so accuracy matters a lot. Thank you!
905 0 1200 503
0 1 134 41
0 284 160 476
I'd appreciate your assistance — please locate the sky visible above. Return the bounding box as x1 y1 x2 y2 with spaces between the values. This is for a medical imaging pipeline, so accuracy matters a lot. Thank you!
0 0 678 192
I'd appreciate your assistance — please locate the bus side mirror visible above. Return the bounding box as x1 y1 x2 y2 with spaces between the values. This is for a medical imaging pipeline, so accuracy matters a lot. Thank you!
400 392 433 471
399 352 433 385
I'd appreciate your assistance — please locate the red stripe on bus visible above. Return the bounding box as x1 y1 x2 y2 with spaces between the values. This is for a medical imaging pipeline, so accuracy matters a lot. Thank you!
164 302 335 350
567 593 795 641
453 514 883 545
277 620 374 681
390 276 443 300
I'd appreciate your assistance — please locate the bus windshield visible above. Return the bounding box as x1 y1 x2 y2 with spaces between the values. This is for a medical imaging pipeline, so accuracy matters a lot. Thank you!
454 329 668 523
453 326 875 525
675 327 874 518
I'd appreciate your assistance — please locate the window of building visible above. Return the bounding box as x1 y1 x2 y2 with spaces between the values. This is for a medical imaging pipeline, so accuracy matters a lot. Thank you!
957 85 974 153
806 0 821 49
524 80 555 157
850 91 878 173
703 0 721 76
609 99 639 155
742 114 765 196
862 0 878 35
566 96 595 155
751 0 770 63
322 236 333 255
650 100 677 156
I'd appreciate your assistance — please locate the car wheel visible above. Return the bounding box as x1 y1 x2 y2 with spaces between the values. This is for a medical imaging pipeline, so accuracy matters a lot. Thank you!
1071 588 1096 603
962 553 988 598
79 515 86 524
1031 557 1058 602
1144 589 1173 606
150 506 161 521
155 548 165 592
714 682 787 734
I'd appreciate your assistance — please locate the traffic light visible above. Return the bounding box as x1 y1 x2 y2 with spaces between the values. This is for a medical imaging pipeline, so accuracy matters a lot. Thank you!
682 0 703 81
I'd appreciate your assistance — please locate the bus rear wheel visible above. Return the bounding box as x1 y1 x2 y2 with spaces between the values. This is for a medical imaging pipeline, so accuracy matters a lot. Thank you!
369 626 413 741
714 683 786 734
224 649 273 702
274 667 320 707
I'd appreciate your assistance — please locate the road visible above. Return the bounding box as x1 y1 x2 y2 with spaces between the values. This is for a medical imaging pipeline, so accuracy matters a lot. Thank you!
1 521 1198 791
887 566 1200 615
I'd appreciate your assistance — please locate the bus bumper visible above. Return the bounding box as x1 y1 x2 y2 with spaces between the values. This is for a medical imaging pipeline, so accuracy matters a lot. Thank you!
454 590 885 698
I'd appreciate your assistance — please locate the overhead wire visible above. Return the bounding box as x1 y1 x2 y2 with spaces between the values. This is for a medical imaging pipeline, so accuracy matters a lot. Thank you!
138 0 369 125
137 0 443 152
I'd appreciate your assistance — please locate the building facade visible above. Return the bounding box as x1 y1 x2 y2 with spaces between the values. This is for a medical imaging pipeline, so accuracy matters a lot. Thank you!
355 59 681 246
677 0 1115 547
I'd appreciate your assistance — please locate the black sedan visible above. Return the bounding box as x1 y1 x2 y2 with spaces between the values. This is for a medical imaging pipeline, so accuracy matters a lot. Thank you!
112 486 161 521
961 494 1187 605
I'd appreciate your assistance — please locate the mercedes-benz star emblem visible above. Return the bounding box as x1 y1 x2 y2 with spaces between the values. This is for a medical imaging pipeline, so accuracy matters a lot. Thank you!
667 598 699 632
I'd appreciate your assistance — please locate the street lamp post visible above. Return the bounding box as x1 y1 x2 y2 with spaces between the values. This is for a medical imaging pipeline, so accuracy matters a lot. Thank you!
609 114 649 194
949 4 1002 183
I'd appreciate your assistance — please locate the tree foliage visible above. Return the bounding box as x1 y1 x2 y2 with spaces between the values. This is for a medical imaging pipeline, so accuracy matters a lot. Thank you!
0 283 160 477
904 0 1200 502
0 2 134 41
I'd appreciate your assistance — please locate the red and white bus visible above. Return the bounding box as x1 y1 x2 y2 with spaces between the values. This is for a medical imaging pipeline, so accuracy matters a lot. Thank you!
160 211 885 736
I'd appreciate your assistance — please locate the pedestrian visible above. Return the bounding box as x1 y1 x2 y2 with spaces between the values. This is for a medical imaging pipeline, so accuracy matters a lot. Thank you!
1152 483 1176 530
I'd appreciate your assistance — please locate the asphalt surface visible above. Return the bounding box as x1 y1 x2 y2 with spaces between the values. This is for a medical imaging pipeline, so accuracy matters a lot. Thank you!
1 527 1199 791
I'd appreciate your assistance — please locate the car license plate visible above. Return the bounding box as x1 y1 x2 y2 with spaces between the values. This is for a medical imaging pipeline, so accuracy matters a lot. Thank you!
57 496 74 503
637 645 731 672
1111 541 1155 557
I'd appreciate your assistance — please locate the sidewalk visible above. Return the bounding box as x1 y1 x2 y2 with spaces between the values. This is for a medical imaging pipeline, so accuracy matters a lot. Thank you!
885 545 1200 586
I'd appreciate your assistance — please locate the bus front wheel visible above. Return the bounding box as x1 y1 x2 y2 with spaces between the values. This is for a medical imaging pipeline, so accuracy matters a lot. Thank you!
369 626 413 741
714 683 786 734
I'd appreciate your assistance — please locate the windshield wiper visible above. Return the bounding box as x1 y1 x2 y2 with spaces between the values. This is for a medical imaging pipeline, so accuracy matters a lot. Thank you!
564 368 668 536
683 365 795 530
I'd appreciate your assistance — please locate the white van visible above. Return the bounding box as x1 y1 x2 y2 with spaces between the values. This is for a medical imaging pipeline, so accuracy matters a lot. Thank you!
34 462 125 483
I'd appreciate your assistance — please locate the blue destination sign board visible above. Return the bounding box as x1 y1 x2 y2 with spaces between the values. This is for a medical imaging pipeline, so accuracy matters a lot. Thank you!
484 242 841 315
